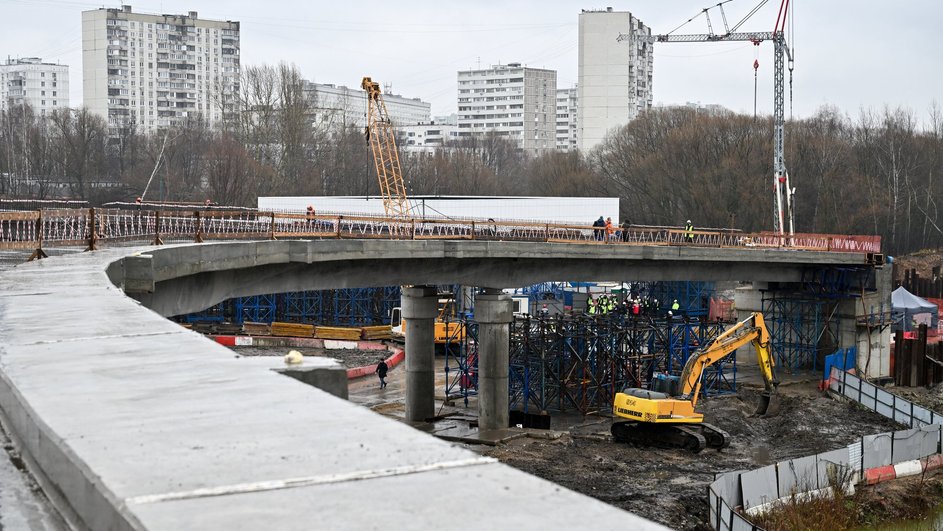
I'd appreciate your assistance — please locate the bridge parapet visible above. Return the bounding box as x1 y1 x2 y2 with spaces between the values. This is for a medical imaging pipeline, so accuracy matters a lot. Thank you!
0 207 881 259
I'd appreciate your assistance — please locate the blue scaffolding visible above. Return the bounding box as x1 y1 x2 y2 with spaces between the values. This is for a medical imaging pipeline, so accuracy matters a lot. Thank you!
647 281 716 317
178 286 402 327
233 294 277 324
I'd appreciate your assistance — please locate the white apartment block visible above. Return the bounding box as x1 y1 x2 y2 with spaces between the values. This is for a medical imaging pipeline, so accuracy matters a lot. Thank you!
304 82 430 130
82 5 240 134
400 121 459 153
555 85 578 151
0 58 69 114
578 8 653 151
457 63 557 156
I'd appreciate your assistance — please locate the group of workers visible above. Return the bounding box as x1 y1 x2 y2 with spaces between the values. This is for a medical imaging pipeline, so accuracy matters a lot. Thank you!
587 295 683 318
592 217 696 243
592 216 632 242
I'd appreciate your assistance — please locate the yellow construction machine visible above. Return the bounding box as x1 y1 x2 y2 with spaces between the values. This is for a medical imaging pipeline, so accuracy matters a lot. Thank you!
611 312 779 452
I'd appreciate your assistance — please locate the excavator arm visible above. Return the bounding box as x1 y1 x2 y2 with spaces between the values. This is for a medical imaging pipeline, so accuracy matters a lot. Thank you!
678 312 779 411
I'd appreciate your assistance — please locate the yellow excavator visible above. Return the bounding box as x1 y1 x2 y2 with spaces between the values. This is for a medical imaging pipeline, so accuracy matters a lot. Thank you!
611 312 779 452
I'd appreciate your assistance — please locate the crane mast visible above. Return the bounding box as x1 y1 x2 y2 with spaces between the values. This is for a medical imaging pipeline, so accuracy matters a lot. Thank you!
618 0 795 237
361 76 411 219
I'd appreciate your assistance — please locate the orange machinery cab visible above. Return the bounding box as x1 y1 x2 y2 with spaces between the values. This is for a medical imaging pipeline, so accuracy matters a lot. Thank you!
612 388 703 425
390 298 465 345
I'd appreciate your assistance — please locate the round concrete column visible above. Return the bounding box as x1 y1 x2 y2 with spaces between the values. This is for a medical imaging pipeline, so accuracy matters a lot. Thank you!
402 285 439 422
475 288 513 432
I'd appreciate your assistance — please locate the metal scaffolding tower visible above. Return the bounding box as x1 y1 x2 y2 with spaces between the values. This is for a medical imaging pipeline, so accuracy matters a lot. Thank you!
445 313 733 417
178 287 401 327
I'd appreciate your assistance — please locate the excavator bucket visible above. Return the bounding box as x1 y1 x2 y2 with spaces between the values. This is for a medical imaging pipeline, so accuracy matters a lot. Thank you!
754 392 780 417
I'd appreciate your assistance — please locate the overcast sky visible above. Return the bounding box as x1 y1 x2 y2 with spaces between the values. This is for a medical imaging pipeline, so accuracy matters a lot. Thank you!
2 0 941 123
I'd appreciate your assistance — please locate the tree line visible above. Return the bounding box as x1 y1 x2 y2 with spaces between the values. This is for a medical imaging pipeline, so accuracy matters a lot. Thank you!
1 62 941 254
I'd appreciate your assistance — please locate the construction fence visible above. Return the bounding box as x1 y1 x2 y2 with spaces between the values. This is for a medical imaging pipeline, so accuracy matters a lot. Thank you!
707 367 943 531
0 207 884 258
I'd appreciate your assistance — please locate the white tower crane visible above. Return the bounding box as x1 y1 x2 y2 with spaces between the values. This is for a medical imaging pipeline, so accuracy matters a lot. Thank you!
619 0 795 237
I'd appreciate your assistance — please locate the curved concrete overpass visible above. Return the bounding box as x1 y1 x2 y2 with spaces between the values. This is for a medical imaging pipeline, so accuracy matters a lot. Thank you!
0 239 877 530
117 239 875 317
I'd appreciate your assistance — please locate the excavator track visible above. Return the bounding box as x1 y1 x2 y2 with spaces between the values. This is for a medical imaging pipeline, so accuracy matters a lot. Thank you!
699 423 730 449
611 421 707 453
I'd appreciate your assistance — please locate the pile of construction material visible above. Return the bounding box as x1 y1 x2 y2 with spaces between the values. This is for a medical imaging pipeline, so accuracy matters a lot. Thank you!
243 322 271 335
271 322 315 337
204 321 393 341
361 325 393 340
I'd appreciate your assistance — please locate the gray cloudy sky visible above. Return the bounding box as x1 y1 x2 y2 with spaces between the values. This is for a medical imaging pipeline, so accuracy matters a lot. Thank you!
3 0 941 122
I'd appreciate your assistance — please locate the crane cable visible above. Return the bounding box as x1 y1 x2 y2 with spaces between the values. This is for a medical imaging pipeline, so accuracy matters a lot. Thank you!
788 0 795 120
753 41 760 121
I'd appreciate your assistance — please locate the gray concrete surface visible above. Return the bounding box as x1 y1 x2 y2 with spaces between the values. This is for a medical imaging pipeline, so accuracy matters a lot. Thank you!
0 245 667 530
402 286 438 422
233 355 349 400
0 420 67 531
115 240 874 317
475 289 513 432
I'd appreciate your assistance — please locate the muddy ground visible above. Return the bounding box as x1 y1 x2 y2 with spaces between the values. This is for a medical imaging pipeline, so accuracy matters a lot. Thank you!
891 383 943 415
479 384 901 531
230 346 387 368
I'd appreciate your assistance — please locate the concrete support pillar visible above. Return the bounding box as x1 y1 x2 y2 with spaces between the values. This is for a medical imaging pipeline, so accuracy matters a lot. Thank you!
402 285 439 422
475 288 513 432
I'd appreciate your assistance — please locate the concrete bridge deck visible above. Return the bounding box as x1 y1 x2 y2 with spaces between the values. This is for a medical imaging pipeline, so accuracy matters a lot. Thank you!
0 238 880 530
0 242 671 530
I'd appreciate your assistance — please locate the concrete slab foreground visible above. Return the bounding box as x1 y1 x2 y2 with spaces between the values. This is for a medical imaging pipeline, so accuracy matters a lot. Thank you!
0 244 666 530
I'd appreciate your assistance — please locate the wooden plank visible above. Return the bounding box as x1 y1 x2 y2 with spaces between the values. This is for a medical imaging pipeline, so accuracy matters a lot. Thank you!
271 322 314 338
315 326 361 340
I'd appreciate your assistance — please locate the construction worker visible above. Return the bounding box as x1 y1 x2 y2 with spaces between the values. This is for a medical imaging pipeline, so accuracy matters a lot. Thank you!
684 220 695 243
671 299 681 312
620 220 631 242
592 216 605 241
588 297 597 315
605 217 615 242
607 296 616 313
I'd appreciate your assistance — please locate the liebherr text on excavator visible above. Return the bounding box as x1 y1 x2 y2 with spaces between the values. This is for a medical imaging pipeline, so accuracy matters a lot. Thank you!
611 312 779 452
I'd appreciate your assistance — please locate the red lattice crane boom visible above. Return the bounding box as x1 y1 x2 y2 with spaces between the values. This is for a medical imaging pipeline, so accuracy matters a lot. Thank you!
361 77 411 219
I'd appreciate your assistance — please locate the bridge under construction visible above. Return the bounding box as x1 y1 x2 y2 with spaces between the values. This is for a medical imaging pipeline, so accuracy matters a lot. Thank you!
0 204 890 530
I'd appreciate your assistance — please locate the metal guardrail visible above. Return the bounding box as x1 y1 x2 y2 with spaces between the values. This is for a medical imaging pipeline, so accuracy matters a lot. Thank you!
0 207 883 260
707 368 943 531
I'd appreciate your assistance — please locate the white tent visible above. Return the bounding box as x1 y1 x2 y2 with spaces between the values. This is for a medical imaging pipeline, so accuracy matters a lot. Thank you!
892 286 938 331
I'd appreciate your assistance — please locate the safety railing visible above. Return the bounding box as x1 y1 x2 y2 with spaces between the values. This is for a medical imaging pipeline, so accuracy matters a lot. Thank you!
0 207 882 260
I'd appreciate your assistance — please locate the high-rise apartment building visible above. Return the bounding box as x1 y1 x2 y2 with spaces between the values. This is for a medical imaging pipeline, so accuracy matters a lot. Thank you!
457 63 556 155
303 81 430 130
555 85 578 151
577 8 652 151
82 5 239 134
0 58 69 114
